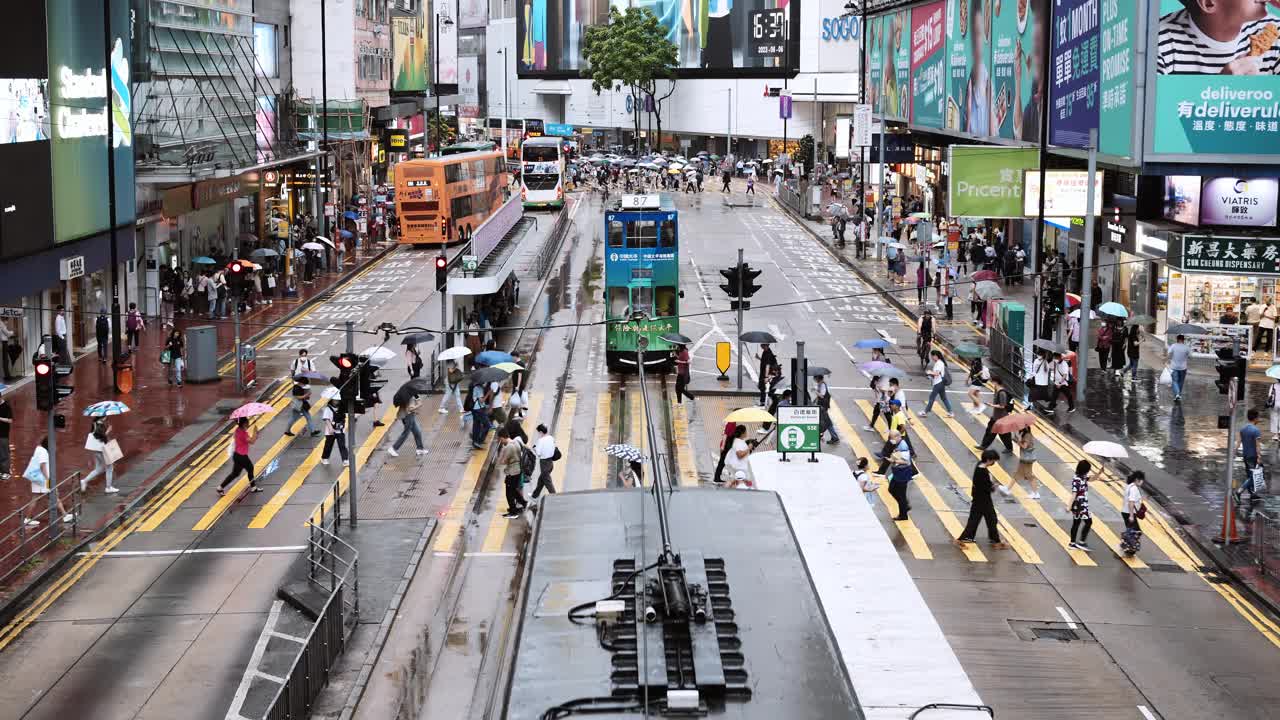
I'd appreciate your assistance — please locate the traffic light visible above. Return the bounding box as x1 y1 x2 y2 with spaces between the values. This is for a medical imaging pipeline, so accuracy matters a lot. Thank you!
330 353 358 405
227 260 247 295
435 254 448 291
1214 348 1247 400
34 358 52 412
719 262 762 311
33 358 73 412
357 358 386 413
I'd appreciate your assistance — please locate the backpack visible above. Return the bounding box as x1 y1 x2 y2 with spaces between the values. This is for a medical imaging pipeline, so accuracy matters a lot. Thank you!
126 311 141 331
1097 324 1113 347
940 362 952 387
519 443 537 478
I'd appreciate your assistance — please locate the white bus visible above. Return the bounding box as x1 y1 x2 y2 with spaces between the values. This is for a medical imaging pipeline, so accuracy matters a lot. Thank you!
519 136 564 209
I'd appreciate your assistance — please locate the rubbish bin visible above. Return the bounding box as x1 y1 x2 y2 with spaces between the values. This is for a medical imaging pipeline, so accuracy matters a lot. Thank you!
115 352 134 394
185 325 219 383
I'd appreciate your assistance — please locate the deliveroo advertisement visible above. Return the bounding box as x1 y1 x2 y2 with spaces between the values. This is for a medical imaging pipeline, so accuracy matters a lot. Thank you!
1151 0 1280 158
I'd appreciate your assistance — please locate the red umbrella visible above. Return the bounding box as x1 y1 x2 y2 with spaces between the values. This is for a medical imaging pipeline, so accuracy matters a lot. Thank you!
991 412 1036 435
970 270 999 282
1065 293 1081 309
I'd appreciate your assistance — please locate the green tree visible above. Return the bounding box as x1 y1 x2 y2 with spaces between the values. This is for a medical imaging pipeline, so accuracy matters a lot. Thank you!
797 134 816 174
582 7 678 154
427 112 455 152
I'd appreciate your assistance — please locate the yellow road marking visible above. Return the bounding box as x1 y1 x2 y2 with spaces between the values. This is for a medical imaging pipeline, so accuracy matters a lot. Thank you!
671 402 700 485
629 389 648 485
193 414 310 531
934 415 1095 566
137 386 292 532
590 393 612 490
910 418 1042 564
855 400 987 562
480 395 545 553
249 441 325 529
829 403 932 560
551 392 576 492
308 404 399 525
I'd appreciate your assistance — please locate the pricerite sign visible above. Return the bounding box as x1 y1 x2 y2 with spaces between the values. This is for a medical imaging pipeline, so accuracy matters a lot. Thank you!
947 146 1040 218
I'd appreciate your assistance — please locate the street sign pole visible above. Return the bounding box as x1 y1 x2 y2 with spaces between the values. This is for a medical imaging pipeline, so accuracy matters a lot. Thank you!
1075 130 1098 407
234 292 242 392
736 248 745 391
346 320 358 528
874 129 886 261
1217 350 1243 544
44 352 57 537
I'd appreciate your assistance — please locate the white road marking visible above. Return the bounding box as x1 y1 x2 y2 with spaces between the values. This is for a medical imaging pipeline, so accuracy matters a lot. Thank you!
817 319 832 335
79 545 306 558
1138 705 1159 720
225 600 284 720
1056 606 1079 630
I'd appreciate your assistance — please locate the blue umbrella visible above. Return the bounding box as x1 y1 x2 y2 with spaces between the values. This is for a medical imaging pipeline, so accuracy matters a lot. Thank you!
474 350 515 367
339 229 354 239
193 256 216 264
84 401 130 417
1097 301 1128 318
343 210 359 221
853 338 890 350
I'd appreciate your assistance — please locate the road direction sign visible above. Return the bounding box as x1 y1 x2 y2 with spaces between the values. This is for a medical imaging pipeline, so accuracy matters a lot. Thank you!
462 254 479 272
777 406 820 454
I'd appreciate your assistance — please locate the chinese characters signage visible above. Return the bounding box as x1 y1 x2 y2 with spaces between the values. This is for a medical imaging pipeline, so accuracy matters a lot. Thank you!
1150 0 1280 159
947 146 1039 218
1022 170 1104 217
1048 0 1134 158
1171 235 1280 276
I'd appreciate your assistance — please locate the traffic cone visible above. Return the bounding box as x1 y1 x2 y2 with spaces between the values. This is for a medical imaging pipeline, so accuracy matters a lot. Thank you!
1215 495 1243 544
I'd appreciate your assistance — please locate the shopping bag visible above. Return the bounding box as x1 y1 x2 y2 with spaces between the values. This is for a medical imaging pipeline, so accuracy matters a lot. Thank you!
1159 366 1173 386
1251 465 1267 495
103 439 123 465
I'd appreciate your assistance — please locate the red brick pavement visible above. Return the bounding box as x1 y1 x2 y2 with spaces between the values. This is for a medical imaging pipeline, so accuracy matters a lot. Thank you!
0 245 390 587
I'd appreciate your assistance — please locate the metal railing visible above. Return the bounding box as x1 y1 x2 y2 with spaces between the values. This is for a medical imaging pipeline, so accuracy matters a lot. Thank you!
910 703 995 718
987 327 1027 398
1249 511 1280 579
264 479 359 720
531 207 573 280
0 471 83 586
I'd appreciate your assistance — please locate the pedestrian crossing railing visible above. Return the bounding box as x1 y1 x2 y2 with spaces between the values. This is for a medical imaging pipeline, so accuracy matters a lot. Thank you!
1251 511 1280 579
0 471 83 587
530 206 572 281
266 489 359 720
987 327 1027 398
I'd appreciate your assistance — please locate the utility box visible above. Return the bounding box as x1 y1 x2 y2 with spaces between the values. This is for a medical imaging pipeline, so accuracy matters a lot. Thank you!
1001 302 1026 347
185 325 220 383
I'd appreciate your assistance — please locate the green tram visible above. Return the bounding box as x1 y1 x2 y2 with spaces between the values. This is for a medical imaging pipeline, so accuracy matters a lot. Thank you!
604 194 681 371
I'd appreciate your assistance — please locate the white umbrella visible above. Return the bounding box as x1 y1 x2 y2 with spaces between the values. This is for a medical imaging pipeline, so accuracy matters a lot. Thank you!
311 236 336 248
358 346 398 365
1083 441 1128 459
438 346 472 362
301 241 326 251
320 386 341 400
1068 308 1099 319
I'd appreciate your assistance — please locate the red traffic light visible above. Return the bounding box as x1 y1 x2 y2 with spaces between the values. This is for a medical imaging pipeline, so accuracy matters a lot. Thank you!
337 355 354 369
435 255 447 270
34 361 51 376
229 261 244 274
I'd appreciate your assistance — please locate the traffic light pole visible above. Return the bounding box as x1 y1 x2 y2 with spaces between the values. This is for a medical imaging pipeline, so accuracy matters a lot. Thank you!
1216 339 1244 544
346 320 358 528
736 248 744 391
43 353 58 537
234 292 242 392
1074 131 1098 407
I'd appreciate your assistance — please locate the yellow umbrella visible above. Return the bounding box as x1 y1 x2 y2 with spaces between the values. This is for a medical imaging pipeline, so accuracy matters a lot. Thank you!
724 407 775 423
491 362 524 373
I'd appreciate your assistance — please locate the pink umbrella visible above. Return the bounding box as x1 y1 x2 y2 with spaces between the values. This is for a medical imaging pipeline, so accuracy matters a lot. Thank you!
230 402 275 419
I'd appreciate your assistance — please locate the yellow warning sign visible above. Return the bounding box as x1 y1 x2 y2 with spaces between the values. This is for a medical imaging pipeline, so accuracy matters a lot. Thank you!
715 342 731 377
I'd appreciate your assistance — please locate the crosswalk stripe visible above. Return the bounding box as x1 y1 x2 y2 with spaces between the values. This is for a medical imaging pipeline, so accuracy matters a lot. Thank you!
933 414 1096 567
909 417 1042 564
829 404 933 560
854 400 987 562
249 442 325 529
629 389 649 485
480 395 545 553
433 440 491 553
672 402 700 485
590 393 612 490
551 392 577 492
307 404 399 525
138 386 291 532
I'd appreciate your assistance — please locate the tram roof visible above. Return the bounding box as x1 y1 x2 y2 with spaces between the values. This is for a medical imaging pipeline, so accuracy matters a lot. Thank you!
608 193 677 213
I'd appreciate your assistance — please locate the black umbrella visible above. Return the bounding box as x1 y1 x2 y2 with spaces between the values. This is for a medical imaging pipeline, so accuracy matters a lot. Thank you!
471 366 509 385
660 332 694 345
739 330 778 344
401 332 434 346
806 366 833 377
1032 339 1067 354
392 379 432 406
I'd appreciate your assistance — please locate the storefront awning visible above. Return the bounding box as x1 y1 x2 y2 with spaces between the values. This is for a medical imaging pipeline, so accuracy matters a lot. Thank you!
531 80 574 96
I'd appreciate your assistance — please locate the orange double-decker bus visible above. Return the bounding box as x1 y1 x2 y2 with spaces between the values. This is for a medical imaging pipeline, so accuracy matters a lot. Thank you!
393 150 509 246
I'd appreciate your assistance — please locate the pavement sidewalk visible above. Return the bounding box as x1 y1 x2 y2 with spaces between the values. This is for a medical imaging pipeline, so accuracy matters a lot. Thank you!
771 189 1280 615
0 242 393 598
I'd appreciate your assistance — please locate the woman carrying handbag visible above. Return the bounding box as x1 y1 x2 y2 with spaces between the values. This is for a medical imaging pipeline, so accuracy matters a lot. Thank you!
82 419 120 494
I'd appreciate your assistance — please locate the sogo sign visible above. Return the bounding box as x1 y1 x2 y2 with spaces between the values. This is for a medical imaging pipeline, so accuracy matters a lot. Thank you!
821 15 859 42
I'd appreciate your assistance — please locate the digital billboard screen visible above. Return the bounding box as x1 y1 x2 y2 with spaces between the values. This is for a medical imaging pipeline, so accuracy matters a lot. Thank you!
1151 0 1280 159
0 1 53 260
1200 177 1279 228
516 0 800 78
392 15 427 92
1163 175 1201 226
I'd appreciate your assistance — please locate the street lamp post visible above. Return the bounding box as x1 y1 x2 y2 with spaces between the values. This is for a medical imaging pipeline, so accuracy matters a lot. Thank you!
497 47 509 159
434 10 454 156
320 0 329 246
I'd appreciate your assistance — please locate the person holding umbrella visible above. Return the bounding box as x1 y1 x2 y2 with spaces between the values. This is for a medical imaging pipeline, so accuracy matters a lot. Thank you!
756 342 778 405
977 375 1015 454
81 418 119 494
387 390 427 457
813 372 838 444
956 450 1004 547
1004 427 1040 499
284 378 318 437
439 360 466 419
218 417 262 495
1124 324 1142 380
673 343 694 404
320 398 350 466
